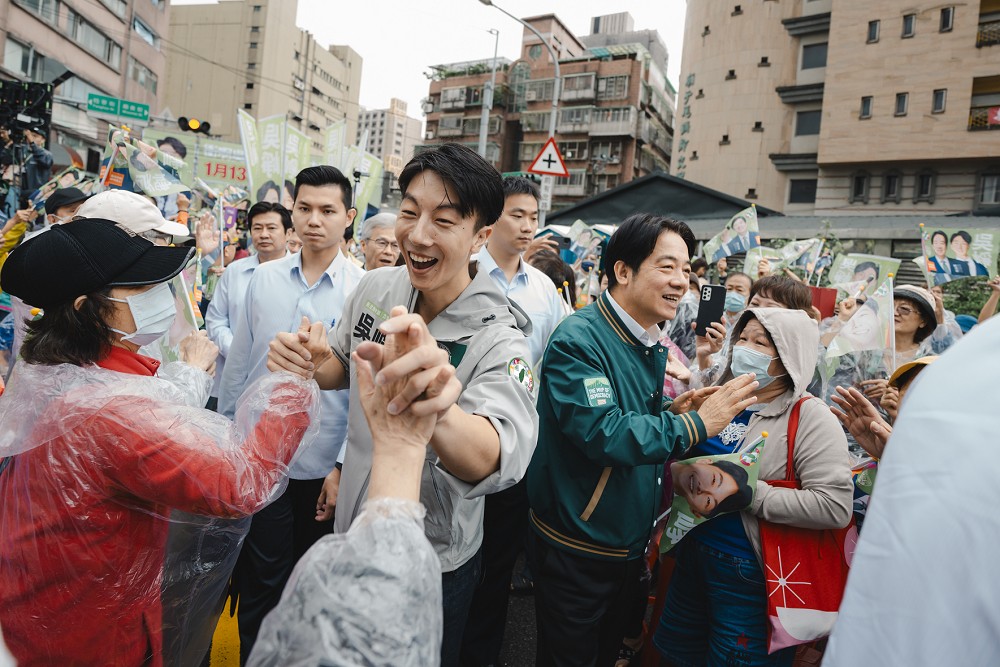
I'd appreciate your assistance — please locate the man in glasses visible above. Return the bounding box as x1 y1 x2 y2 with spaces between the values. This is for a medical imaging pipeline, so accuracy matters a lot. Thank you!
359 212 401 270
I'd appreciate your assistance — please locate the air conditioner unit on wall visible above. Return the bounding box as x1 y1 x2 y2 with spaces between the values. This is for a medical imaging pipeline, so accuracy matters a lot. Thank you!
525 91 538 102
425 130 435 140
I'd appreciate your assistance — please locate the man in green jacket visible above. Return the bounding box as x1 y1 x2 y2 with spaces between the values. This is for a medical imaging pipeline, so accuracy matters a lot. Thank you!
526 213 760 667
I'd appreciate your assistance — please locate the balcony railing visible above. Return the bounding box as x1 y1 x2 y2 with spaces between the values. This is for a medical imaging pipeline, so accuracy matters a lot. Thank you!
590 118 636 137
437 124 463 137
976 19 1000 47
553 182 586 196
968 105 1000 131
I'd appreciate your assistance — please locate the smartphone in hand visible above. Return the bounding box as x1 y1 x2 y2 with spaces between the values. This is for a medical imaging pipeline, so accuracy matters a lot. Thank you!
695 285 727 337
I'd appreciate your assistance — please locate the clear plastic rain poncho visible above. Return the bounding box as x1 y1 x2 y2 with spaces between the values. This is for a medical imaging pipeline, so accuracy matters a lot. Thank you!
248 498 443 667
0 360 319 667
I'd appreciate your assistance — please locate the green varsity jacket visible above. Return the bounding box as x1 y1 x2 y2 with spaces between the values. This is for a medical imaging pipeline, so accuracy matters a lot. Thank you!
526 292 707 561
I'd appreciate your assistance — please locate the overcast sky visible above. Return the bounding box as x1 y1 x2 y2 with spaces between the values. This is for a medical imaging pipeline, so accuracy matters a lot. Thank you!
173 0 687 123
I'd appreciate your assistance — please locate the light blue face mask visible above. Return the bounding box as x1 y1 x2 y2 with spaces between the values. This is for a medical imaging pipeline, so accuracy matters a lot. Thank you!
725 291 746 313
731 346 785 388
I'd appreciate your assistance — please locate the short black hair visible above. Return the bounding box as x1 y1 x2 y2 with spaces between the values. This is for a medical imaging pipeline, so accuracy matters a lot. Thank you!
247 201 292 232
156 136 187 159
21 288 116 366
398 143 503 231
724 271 753 289
705 460 753 518
527 250 576 307
950 230 972 245
853 261 880 281
503 176 540 201
294 165 353 210
605 213 696 290
931 230 948 244
691 257 709 273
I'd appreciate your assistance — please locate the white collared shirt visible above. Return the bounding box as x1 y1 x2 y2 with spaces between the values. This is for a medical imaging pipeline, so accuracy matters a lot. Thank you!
606 291 662 347
219 250 365 479
474 245 566 367
205 254 261 397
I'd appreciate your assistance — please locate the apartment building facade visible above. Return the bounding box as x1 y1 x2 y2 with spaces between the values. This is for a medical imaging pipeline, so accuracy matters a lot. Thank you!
0 0 170 169
419 13 675 210
356 97 422 184
674 0 1000 216
164 0 361 153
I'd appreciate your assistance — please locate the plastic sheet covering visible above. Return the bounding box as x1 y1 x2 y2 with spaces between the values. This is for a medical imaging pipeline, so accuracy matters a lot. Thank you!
248 498 443 667
0 362 320 667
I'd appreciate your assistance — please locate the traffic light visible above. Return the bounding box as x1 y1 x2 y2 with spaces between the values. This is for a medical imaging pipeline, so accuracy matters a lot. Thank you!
178 116 211 134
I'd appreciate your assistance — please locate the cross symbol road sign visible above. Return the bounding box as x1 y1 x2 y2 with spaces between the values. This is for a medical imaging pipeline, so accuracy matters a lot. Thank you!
527 137 570 178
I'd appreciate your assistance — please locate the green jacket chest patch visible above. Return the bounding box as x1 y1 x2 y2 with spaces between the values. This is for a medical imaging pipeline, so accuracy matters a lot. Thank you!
439 341 468 368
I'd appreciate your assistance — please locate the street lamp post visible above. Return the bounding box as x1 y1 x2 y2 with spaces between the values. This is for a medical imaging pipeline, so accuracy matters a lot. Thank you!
478 0 560 225
477 28 500 161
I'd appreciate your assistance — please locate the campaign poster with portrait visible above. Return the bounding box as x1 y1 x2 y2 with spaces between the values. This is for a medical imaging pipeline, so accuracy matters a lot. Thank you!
918 226 999 285
659 438 764 554
703 206 760 263
827 254 900 296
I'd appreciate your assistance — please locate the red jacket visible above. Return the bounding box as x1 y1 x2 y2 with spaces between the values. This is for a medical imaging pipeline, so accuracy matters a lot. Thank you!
0 348 313 666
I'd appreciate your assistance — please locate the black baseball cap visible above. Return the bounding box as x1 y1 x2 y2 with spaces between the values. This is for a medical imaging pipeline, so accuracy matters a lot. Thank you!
44 187 90 214
0 218 194 310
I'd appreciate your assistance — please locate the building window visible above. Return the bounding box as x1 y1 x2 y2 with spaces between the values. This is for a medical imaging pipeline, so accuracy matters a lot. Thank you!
150 0 164 9
931 88 947 114
99 0 127 18
597 75 629 100
720 134 730 145
246 82 254 89
127 56 157 94
894 92 908 116
867 20 880 43
732 5 743 16
68 10 122 68
293 50 299 60
753 120 764 131
745 188 757 199
525 78 555 101
249 42 258 49
250 26 259 33
849 171 870 203
3 38 47 78
558 140 588 160
860 96 873 119
902 13 916 38
788 179 818 204
253 4 261 11
914 170 937 203
795 110 822 136
590 140 622 161
725 69 737 79
759 56 770 66
13 0 59 25
248 62 256 69
132 16 158 48
244 103 253 110
978 171 1000 206
881 171 902 203
940 7 954 32
801 42 828 69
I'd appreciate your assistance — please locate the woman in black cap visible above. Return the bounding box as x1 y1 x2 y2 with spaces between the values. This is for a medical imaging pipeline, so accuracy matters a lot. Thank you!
0 218 323 666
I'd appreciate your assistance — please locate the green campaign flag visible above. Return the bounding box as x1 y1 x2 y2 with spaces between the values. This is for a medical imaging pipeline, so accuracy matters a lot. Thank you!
827 254 900 296
257 115 286 202
236 109 262 196
703 205 760 263
660 437 764 554
826 277 894 360
917 225 1000 285
353 151 384 219
284 124 312 184
323 120 347 170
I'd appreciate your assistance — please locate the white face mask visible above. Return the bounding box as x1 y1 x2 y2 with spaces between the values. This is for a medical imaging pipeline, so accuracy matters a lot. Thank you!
108 282 176 347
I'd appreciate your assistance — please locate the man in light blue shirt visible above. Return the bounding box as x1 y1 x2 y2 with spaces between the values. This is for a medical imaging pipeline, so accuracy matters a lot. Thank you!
218 166 364 663
205 201 292 409
462 176 566 667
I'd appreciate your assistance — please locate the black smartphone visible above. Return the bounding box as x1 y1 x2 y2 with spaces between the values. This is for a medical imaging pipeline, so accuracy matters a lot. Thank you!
553 235 572 250
695 284 727 337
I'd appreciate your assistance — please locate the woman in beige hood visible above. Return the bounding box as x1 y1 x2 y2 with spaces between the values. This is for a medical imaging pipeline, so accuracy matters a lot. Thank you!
654 307 853 666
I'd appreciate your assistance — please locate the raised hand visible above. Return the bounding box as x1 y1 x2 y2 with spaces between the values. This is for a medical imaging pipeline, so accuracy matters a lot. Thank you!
830 385 891 459
179 330 219 375
695 374 759 437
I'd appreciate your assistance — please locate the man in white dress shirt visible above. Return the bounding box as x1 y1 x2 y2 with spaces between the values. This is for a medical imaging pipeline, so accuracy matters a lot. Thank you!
219 166 364 662
204 201 291 410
